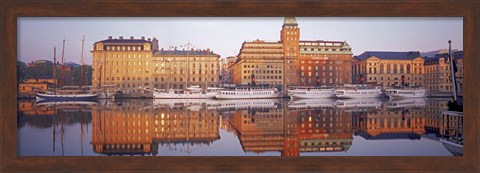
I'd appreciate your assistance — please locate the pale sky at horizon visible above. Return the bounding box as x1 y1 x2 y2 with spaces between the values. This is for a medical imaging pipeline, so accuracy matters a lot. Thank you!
18 17 463 65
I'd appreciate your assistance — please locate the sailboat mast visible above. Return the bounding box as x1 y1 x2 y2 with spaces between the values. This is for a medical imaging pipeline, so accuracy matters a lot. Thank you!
448 40 458 101
167 46 171 90
186 42 190 88
205 49 209 90
80 36 85 88
61 39 65 87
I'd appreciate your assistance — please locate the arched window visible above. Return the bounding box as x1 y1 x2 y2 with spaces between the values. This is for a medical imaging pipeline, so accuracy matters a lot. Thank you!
400 64 404 74
393 64 398 74
380 64 384 73
406 64 411 73
386 64 391 73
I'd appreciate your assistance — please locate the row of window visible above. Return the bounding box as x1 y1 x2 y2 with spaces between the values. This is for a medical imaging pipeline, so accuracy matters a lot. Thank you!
302 48 350 52
221 91 272 95
365 76 422 81
301 72 336 77
105 45 145 51
95 54 149 59
102 76 216 82
243 64 281 68
300 65 337 71
243 70 282 74
243 76 282 80
355 66 422 75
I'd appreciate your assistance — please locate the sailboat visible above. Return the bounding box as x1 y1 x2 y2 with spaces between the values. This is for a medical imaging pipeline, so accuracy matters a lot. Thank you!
36 38 100 101
439 40 463 156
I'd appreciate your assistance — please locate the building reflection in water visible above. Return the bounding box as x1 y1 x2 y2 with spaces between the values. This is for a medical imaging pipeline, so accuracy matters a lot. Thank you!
17 97 461 156
91 99 220 156
351 98 426 140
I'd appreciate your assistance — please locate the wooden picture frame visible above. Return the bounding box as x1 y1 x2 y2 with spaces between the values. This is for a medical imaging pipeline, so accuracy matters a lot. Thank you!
1 0 478 172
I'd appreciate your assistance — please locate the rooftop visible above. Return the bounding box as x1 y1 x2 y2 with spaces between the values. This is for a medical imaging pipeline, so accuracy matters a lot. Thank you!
154 49 219 56
354 51 421 60
424 51 464 63
96 36 152 44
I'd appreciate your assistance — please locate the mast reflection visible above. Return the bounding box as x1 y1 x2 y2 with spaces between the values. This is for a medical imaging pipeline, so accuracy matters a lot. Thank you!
16 97 459 156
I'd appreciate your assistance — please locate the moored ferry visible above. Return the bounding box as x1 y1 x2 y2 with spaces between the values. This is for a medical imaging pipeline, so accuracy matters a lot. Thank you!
215 85 282 100
385 86 427 98
335 84 383 99
287 86 336 99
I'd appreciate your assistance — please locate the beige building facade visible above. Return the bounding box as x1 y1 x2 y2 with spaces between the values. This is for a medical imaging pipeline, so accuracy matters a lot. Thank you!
91 36 157 93
229 17 354 90
352 51 425 88
424 51 464 96
231 40 284 86
91 36 220 93
152 48 220 90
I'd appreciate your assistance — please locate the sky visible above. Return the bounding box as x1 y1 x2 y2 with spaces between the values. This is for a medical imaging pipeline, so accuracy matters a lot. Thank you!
18 17 463 65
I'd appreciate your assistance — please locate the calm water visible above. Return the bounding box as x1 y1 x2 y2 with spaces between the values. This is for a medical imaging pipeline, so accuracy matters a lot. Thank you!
17 97 461 156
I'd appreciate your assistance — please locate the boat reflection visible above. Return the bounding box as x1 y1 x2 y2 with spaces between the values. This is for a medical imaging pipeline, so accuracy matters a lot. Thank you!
16 97 460 156
287 98 337 110
439 111 463 156
385 98 427 109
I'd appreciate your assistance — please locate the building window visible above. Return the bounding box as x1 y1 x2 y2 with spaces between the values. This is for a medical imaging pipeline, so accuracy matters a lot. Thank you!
386 64 391 73
393 64 398 74
406 64 411 73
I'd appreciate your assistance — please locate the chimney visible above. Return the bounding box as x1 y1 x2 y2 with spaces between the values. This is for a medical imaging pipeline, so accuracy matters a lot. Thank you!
130 36 134 39
119 36 123 40
148 38 151 41
108 36 112 40
141 36 145 40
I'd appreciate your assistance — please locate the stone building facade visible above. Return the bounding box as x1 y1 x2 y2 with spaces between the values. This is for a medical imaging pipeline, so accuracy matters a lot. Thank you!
152 48 220 90
424 51 463 96
352 51 425 88
231 40 284 86
228 17 354 91
91 36 158 93
298 41 353 86
91 36 220 93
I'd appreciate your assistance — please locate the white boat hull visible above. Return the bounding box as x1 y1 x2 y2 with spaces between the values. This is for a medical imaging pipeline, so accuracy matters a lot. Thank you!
215 90 282 100
287 90 336 99
335 89 383 99
153 91 216 99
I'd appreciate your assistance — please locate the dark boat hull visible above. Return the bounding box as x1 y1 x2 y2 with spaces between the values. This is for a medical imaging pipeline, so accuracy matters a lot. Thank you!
36 92 100 101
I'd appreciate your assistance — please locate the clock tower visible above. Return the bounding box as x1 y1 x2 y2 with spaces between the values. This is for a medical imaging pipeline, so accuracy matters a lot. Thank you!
281 17 300 91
